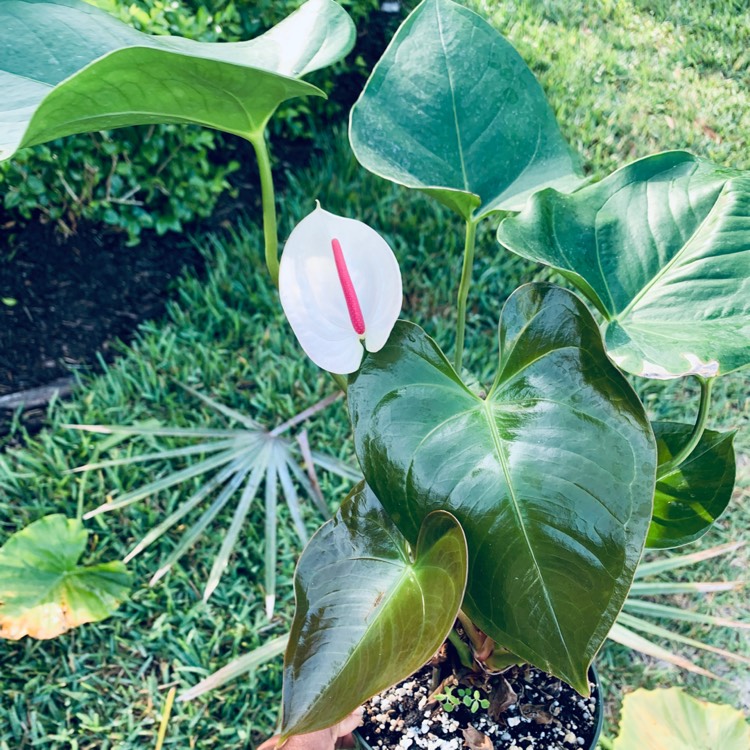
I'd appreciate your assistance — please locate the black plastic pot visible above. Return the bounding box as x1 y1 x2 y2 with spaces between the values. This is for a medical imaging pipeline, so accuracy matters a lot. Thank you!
354 663 604 750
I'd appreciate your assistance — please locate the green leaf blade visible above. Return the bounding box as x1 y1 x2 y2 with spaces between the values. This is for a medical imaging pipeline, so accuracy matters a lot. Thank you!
348 284 656 693
281 483 467 738
349 0 583 220
0 0 355 159
647 423 736 549
497 151 750 378
0 514 131 640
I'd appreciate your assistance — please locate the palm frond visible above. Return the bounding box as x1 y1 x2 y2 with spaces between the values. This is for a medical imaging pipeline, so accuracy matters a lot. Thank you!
70 389 359 612
611 543 748 676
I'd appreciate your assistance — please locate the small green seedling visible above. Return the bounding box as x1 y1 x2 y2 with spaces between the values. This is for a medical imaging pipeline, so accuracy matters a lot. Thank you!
434 685 461 713
435 686 490 714
459 688 490 713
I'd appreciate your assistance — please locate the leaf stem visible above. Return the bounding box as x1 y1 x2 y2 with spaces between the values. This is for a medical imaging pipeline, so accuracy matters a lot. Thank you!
329 372 348 392
448 627 474 669
658 376 714 477
454 219 478 373
249 133 280 286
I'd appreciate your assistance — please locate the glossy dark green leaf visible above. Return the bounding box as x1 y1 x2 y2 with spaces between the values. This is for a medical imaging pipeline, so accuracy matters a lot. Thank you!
349 0 583 220
646 423 736 549
281 483 467 738
497 151 750 379
348 284 656 693
0 0 355 159
0 514 131 640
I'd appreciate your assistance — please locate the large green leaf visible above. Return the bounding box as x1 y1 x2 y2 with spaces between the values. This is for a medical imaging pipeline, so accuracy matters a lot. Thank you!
612 687 750 750
348 284 656 693
647 422 736 549
0 514 131 640
0 0 355 159
497 151 750 379
281 483 467 738
349 0 583 220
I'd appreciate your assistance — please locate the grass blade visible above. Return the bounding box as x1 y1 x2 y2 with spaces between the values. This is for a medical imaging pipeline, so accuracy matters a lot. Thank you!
149 458 255 585
203 455 268 602
635 541 745 579
617 611 750 665
264 460 278 620
178 634 289 702
124 457 248 563
607 623 717 678
622 599 750 629
276 449 308 546
154 686 177 750
84 446 249 518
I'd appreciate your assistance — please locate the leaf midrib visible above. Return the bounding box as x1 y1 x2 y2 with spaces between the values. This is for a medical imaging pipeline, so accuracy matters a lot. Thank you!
614 174 729 322
434 0 470 195
480 398 572 667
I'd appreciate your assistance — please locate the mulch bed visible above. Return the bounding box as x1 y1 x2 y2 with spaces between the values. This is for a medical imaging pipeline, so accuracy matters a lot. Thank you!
0 218 203 434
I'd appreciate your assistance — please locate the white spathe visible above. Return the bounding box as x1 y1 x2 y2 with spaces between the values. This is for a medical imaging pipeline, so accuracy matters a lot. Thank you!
279 205 403 374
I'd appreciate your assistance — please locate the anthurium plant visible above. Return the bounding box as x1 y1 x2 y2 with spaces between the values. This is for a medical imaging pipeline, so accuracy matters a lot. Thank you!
0 0 747 744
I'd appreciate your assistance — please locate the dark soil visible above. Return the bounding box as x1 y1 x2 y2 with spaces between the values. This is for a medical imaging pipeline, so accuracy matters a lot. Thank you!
0 218 203 433
359 664 600 750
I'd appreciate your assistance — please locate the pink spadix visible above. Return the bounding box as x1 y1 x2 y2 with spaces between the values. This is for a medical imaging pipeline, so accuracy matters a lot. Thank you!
331 238 366 336
279 205 402 375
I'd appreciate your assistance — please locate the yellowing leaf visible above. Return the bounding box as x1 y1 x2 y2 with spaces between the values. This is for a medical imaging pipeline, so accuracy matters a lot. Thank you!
0 514 131 640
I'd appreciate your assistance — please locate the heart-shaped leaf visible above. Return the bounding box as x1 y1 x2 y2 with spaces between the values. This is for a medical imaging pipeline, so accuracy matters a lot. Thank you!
612 687 750 750
497 151 750 379
281 483 467 738
647 423 736 549
0 0 355 159
348 284 656 693
0 514 131 640
349 0 583 220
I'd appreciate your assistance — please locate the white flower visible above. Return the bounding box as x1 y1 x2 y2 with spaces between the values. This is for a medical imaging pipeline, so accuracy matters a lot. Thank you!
279 204 402 374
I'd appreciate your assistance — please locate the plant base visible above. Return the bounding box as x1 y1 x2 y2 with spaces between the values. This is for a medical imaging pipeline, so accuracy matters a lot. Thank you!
355 664 602 750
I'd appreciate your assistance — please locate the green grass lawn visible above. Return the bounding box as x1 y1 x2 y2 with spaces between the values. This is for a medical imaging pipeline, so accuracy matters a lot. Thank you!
1 0 749 747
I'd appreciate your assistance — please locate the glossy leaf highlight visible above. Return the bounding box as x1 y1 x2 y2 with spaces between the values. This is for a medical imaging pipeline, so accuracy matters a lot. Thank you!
349 0 583 220
0 514 131 640
282 483 467 738
497 151 750 379
348 284 656 693
647 422 736 549
0 0 355 159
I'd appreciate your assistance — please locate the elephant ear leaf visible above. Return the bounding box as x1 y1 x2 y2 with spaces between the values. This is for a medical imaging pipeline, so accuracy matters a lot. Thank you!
281 483 467 739
612 687 750 750
0 514 131 640
0 0 355 159
349 0 583 220
497 151 750 379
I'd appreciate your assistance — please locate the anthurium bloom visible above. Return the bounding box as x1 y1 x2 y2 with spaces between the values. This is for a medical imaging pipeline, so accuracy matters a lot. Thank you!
279 205 402 374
